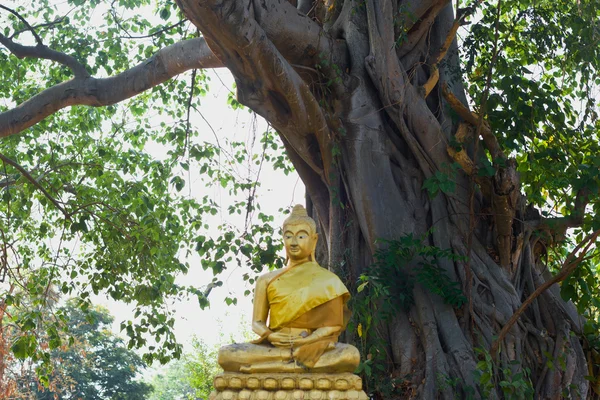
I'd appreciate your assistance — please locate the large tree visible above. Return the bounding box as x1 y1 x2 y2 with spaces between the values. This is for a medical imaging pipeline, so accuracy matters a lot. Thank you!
148 337 220 400
5 300 152 399
0 0 599 398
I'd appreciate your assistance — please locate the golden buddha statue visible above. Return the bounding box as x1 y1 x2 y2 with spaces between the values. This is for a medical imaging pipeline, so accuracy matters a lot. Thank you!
217 205 360 374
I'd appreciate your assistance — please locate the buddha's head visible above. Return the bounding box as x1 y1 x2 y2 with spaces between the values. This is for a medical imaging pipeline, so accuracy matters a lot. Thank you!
282 204 318 263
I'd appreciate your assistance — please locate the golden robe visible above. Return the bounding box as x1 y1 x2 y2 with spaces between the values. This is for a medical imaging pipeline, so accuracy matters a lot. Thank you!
258 261 351 368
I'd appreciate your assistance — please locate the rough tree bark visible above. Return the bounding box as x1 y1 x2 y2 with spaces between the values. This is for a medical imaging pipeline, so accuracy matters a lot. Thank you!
0 0 592 398
173 0 590 398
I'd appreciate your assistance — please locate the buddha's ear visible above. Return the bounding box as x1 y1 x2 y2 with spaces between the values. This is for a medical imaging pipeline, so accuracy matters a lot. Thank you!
310 233 318 261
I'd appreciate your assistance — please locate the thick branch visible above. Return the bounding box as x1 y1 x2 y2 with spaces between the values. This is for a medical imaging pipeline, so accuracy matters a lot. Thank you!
0 4 88 78
0 33 89 78
396 0 450 59
364 0 406 107
364 0 461 179
251 0 342 69
176 0 334 180
531 187 594 240
364 0 438 177
396 0 445 32
422 2 483 96
0 38 222 138
441 82 507 161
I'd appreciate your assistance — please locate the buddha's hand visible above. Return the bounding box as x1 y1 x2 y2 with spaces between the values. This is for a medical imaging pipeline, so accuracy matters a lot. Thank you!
266 331 289 346
267 331 300 346
268 331 321 347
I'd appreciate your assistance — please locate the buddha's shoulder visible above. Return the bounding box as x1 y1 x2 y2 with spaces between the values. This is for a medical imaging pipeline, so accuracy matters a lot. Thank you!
306 261 339 274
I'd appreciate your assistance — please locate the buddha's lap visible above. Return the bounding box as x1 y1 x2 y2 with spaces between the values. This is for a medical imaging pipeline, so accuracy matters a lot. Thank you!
217 342 358 363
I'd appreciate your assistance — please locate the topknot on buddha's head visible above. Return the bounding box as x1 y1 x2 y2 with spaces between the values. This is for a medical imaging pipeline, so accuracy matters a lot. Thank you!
283 204 317 234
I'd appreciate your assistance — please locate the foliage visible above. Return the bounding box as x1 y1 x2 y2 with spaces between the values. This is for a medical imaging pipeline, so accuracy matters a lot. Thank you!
472 348 535 400
422 163 460 199
462 0 600 227
350 232 467 397
436 348 536 400
148 337 228 400
5 299 152 399
148 358 198 400
182 338 221 398
0 0 287 379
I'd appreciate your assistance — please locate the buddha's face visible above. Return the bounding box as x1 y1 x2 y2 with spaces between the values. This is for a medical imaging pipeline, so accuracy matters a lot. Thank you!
283 222 317 262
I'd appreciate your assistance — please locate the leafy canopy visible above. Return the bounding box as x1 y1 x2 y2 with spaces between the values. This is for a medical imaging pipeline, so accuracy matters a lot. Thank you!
148 337 221 400
461 0 600 342
463 0 600 220
6 300 153 399
0 0 288 373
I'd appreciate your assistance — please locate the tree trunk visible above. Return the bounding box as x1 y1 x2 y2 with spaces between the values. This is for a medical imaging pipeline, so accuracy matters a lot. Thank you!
176 0 589 397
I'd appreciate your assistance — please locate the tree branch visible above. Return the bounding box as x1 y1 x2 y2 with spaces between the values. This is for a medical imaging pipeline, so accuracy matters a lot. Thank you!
490 229 600 359
0 5 89 78
421 1 484 96
176 0 334 180
0 152 68 217
446 123 474 174
182 68 197 157
395 0 447 33
0 33 90 78
9 9 75 39
109 2 187 40
0 4 43 45
530 187 594 240
396 0 451 59
364 0 458 178
251 0 343 69
0 38 222 138
441 82 506 161
365 0 406 108
117 20 187 39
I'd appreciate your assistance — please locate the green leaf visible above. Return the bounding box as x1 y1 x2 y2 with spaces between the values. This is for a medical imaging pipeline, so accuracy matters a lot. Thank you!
357 281 369 293
11 334 37 359
560 282 577 302
159 8 171 20
422 176 439 198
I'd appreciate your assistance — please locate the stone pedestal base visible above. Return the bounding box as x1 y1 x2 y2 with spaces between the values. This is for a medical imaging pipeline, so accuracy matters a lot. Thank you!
209 372 368 400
